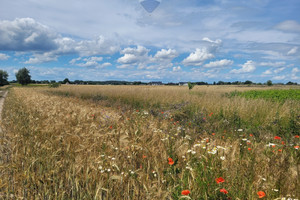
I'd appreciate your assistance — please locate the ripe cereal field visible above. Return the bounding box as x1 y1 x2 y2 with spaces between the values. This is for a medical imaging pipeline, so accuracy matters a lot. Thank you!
0 85 299 199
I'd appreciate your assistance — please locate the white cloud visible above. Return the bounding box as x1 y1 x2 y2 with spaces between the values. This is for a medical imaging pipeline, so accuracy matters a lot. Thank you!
275 20 300 32
287 47 298 56
262 69 272 75
230 60 256 74
203 59 233 68
259 61 286 68
273 67 285 74
272 75 286 80
0 18 58 51
117 45 150 67
0 53 10 60
182 48 214 66
24 52 58 64
69 56 110 68
172 66 181 72
292 67 299 73
153 49 178 61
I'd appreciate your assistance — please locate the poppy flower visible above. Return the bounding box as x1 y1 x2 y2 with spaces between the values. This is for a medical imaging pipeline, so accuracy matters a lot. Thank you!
215 177 225 184
248 148 252 151
281 141 285 145
181 190 190 195
109 125 113 129
294 146 299 149
212 133 216 136
142 155 147 159
209 112 213 117
295 135 300 138
168 157 174 165
249 134 253 137
274 136 281 140
220 188 228 194
257 191 266 198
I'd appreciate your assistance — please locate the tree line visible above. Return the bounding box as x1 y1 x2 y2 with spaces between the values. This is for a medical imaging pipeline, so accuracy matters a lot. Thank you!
0 67 298 86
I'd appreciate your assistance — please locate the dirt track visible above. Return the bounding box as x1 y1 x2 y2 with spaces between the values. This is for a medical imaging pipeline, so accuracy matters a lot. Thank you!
0 90 8 130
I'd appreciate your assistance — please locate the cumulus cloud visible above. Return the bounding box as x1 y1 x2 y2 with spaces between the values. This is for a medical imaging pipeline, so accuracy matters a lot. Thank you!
292 67 299 73
230 60 256 74
0 53 10 60
275 20 300 32
203 59 233 68
117 45 150 68
24 52 58 64
182 48 215 66
0 18 58 51
153 49 178 62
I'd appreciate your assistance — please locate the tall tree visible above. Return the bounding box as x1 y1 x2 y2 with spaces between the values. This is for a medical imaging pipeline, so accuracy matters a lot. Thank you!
0 70 9 86
16 67 31 85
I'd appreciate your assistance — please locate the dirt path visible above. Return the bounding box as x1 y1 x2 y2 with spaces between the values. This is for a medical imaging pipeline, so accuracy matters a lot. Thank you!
0 90 8 130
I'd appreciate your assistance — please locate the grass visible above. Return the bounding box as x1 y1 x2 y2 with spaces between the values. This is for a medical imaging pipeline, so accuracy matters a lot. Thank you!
0 85 299 199
228 89 300 101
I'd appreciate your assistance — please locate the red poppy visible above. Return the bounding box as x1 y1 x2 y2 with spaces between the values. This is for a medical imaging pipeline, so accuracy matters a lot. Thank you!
257 191 266 198
161 111 164 114
274 136 281 140
278 149 282 152
281 141 285 145
168 157 174 165
220 188 228 194
215 177 225 184
248 148 252 151
209 112 213 117
109 125 113 129
181 190 190 195
295 135 300 138
142 155 147 159
212 133 216 136
249 134 253 137
294 146 299 149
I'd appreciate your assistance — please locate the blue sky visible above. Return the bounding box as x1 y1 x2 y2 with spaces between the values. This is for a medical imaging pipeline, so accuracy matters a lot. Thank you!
0 0 299 83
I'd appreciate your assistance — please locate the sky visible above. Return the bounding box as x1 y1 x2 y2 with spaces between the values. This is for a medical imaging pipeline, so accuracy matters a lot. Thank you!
0 0 299 83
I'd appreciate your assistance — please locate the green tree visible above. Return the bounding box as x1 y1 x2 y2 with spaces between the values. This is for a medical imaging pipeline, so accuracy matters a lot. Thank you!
188 82 196 90
62 78 70 84
0 70 9 86
16 67 31 85
266 80 273 86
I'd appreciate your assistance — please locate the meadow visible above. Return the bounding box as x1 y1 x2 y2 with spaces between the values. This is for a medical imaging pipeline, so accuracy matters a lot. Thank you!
0 85 299 199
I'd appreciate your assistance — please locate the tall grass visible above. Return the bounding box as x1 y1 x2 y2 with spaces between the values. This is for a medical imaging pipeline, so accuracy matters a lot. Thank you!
0 86 299 199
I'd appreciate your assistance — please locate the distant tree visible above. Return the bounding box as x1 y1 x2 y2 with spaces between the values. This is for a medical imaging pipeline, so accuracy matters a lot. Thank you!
16 67 31 85
266 80 273 86
0 70 9 86
244 80 252 85
62 78 70 84
286 81 297 85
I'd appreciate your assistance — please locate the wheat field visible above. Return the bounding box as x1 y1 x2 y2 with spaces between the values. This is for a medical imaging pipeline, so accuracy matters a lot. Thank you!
0 85 299 199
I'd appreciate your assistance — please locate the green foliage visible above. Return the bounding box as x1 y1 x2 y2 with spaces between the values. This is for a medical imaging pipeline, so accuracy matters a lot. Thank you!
266 80 273 86
49 82 61 88
15 67 31 85
0 69 9 86
188 82 196 90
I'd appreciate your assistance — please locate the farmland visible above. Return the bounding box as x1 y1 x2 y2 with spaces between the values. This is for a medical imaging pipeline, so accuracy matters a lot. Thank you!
0 85 299 199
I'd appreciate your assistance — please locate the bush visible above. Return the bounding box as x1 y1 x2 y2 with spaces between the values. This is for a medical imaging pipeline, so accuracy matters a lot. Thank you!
49 82 61 88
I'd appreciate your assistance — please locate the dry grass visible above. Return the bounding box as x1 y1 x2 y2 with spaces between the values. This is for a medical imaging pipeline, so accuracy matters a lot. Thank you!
0 85 299 199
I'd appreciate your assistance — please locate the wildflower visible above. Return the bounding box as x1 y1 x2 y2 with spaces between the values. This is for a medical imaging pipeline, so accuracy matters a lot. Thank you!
274 136 281 140
215 177 225 184
248 148 252 151
142 155 147 159
161 111 164 114
282 141 285 145
168 157 174 165
109 125 113 129
237 129 243 132
181 190 190 195
257 191 266 198
220 188 228 194
220 156 226 160
294 146 299 149
294 135 299 138
250 134 254 137
212 133 216 136
209 112 213 117
278 149 282 152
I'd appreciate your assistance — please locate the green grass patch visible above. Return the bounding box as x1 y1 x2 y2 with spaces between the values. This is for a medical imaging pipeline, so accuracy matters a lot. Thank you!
228 89 300 101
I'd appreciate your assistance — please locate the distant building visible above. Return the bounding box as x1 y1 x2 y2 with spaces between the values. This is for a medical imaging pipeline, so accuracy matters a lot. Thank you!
179 82 188 86
149 81 163 86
